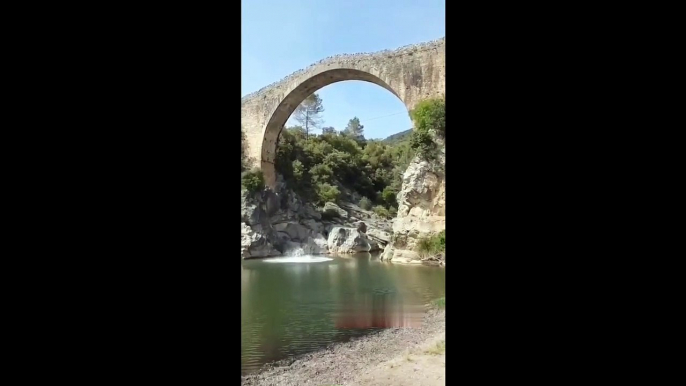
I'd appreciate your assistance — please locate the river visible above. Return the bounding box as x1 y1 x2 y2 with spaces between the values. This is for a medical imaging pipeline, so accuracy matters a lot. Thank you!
241 252 446 375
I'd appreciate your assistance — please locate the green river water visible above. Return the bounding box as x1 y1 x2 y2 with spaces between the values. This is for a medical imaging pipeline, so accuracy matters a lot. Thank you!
241 252 445 375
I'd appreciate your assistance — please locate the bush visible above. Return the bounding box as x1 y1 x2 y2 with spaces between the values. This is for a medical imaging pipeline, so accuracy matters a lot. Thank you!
358 196 373 210
410 130 437 161
389 206 397 217
410 98 445 138
241 169 264 193
372 205 390 219
310 164 334 184
382 187 398 208
415 230 446 257
316 183 340 205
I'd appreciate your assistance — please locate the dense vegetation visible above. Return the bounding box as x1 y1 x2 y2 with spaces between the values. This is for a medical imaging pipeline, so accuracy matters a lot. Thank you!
274 124 414 213
240 95 445 215
382 129 412 145
408 98 445 162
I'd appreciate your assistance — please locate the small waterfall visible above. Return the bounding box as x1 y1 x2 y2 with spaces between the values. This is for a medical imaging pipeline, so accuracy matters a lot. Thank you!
287 247 305 257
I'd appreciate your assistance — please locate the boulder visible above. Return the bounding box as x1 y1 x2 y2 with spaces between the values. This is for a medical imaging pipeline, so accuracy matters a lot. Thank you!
241 223 281 259
282 233 329 255
323 202 348 219
327 227 371 254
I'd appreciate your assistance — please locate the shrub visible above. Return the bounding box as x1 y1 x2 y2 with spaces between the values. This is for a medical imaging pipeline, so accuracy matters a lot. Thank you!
410 130 437 161
372 205 390 219
316 183 340 205
241 169 264 193
389 206 397 217
358 196 373 210
415 230 446 257
410 98 445 138
382 186 398 208
310 164 334 184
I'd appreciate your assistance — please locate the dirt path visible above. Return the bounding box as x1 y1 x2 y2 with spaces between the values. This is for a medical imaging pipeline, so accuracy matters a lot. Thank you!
241 309 445 386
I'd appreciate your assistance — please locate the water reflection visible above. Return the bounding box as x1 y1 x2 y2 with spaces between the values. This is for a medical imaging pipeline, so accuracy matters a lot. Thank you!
241 252 445 375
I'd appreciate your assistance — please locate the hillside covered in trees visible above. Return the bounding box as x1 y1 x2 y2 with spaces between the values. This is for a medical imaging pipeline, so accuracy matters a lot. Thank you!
241 95 445 219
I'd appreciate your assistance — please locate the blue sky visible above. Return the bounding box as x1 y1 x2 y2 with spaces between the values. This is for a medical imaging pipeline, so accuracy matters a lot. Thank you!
242 0 445 140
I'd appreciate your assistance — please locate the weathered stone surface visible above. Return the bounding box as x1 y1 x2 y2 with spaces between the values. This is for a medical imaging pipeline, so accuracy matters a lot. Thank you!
241 223 280 259
366 228 392 244
367 238 382 252
327 227 372 254
380 244 421 263
241 38 445 188
382 152 446 262
273 222 311 241
300 218 324 234
323 202 348 219
306 234 329 254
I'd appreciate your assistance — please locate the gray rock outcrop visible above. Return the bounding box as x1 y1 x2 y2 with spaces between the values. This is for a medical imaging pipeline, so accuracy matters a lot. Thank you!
327 227 372 254
381 150 446 263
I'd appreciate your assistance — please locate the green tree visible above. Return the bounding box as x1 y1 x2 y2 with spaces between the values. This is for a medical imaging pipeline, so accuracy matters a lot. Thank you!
410 98 445 138
241 169 264 193
408 98 445 161
343 117 365 141
382 186 398 208
293 93 325 139
316 183 340 205
322 126 336 135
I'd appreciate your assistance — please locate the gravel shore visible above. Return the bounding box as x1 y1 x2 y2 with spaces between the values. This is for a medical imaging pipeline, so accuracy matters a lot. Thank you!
241 308 446 386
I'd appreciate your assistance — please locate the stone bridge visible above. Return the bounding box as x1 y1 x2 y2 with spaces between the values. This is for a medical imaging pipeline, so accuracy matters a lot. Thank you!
241 37 445 188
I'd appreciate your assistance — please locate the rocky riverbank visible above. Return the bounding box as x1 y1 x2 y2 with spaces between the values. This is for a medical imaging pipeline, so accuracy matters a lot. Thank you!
241 308 446 386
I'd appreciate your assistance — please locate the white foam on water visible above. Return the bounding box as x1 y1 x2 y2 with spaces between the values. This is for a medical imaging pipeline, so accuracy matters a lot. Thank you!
264 256 333 263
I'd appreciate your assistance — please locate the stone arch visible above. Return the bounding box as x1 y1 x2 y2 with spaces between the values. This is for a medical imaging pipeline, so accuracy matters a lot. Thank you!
260 69 404 188
241 37 445 189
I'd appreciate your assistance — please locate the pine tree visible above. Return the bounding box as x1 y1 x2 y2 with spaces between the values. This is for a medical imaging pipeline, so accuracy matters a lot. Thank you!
293 93 325 139
343 117 365 140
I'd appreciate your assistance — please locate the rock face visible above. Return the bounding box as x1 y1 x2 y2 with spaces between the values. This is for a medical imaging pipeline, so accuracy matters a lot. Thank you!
381 151 446 263
241 176 391 259
241 223 281 258
323 202 348 219
327 227 372 254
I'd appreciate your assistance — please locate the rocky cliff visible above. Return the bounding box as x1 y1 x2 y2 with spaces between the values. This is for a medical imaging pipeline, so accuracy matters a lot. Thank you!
241 175 393 259
381 147 446 264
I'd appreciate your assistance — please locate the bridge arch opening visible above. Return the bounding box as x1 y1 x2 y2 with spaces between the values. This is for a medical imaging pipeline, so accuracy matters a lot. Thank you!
261 68 409 188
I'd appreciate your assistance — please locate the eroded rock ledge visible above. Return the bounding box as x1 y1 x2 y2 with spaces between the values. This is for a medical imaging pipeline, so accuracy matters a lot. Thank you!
241 177 393 259
381 149 446 265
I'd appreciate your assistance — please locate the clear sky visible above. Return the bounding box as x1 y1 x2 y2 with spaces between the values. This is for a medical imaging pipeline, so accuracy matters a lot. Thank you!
241 0 445 140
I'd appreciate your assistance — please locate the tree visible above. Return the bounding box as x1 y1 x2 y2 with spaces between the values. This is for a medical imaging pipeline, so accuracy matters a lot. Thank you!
321 126 336 135
410 98 445 138
409 98 445 160
293 93 325 139
343 117 365 140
